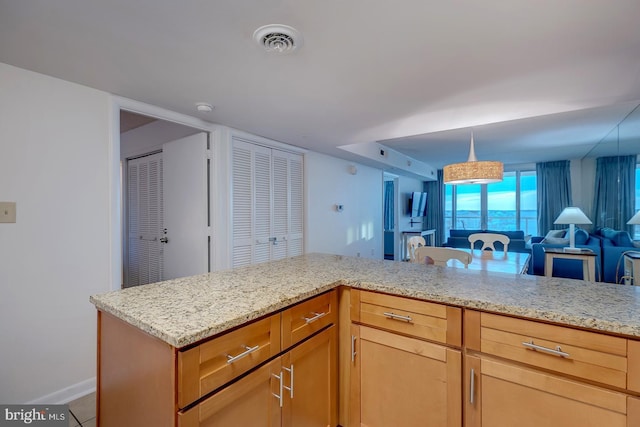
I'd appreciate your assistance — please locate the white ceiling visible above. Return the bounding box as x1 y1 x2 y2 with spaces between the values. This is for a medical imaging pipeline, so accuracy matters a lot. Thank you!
2 0 640 170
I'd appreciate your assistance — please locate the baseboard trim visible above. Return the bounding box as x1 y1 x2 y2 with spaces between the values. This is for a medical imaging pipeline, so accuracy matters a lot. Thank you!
27 377 96 404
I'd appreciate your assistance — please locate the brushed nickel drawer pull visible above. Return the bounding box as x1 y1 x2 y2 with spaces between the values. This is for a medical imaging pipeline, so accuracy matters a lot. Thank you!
303 311 327 324
470 368 475 405
351 335 357 363
283 364 294 398
272 372 283 407
383 312 413 323
522 340 570 358
226 344 260 364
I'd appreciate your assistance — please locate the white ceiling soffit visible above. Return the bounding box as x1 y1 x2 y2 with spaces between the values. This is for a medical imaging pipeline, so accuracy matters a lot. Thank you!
1 1 640 169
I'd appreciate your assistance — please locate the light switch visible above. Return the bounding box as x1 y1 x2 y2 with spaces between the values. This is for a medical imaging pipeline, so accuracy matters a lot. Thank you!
0 202 16 223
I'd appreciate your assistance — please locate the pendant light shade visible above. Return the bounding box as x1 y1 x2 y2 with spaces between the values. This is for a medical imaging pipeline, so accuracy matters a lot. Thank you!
443 133 503 185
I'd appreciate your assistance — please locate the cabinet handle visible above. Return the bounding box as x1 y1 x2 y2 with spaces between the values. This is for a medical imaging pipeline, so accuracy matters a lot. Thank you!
383 312 413 323
283 364 294 398
303 311 327 324
226 344 260 364
522 340 570 358
272 372 283 408
351 335 357 363
469 368 475 405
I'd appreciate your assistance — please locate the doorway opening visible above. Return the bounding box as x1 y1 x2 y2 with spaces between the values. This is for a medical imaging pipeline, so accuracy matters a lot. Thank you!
383 173 398 260
120 110 210 287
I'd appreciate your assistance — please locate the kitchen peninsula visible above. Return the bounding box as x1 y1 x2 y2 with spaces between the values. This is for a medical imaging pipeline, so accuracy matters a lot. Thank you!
91 253 640 426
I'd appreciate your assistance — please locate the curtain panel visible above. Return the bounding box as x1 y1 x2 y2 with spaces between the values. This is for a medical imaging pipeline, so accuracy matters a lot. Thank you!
536 160 573 234
423 170 445 246
592 155 636 232
383 180 394 231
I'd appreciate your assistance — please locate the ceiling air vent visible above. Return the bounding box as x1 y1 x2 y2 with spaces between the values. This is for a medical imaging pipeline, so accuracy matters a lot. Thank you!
253 24 303 54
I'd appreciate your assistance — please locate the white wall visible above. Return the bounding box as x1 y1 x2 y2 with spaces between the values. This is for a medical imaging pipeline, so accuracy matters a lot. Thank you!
305 152 383 258
0 63 112 403
120 119 200 160
396 176 426 233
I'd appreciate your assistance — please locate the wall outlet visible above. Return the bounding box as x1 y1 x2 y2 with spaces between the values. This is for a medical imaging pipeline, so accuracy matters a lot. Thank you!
0 202 16 223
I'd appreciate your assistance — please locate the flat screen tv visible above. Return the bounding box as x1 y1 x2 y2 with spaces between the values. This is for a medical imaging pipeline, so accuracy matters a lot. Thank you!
408 191 428 217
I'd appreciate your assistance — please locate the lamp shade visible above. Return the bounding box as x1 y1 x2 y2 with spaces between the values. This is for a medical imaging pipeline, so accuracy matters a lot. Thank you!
443 133 503 185
554 207 592 225
628 210 640 225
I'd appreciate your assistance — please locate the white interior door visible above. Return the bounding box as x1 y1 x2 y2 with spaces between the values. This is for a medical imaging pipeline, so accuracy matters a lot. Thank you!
162 132 209 280
125 152 163 287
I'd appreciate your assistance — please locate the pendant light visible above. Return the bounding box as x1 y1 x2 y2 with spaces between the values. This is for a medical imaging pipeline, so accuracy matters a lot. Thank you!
443 132 503 185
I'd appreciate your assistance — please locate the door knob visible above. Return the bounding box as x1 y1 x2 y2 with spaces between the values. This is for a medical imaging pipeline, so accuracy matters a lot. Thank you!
160 237 169 243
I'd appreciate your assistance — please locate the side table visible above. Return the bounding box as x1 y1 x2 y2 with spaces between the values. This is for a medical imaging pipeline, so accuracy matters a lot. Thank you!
624 252 640 285
543 247 597 282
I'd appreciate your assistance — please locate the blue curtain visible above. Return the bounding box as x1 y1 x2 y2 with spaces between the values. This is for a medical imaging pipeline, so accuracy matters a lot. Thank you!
423 170 445 246
383 180 394 231
592 155 636 232
536 160 572 234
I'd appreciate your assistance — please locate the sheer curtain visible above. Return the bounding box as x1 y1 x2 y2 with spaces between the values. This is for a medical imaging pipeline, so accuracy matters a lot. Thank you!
536 160 572 234
592 155 636 232
384 180 394 231
423 170 445 246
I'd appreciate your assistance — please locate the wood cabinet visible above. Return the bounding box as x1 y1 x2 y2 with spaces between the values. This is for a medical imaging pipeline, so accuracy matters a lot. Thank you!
98 284 640 427
349 290 462 427
178 358 282 427
178 313 281 408
179 325 337 427
97 290 337 427
464 310 640 427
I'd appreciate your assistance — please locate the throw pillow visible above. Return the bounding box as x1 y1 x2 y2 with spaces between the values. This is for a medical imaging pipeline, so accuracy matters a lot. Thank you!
542 237 570 245
574 228 589 245
612 231 633 247
544 229 565 239
541 229 566 244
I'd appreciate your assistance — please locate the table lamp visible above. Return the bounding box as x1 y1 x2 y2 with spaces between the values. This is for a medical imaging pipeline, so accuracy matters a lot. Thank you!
628 210 640 225
554 207 592 253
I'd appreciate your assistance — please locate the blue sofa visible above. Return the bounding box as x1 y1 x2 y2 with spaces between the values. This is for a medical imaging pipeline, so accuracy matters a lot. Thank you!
590 228 639 283
528 228 603 280
445 229 529 253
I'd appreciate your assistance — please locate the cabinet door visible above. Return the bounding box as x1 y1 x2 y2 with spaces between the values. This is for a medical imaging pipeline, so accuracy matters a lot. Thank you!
282 325 337 427
232 139 304 267
178 358 282 427
351 324 461 427
468 357 630 427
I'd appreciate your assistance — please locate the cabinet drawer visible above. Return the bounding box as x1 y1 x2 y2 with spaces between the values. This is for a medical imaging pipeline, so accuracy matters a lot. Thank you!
480 357 630 427
480 312 628 388
281 290 337 349
354 290 462 347
178 313 281 408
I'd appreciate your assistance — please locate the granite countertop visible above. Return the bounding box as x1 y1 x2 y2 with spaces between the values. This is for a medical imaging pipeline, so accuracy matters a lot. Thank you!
90 253 640 348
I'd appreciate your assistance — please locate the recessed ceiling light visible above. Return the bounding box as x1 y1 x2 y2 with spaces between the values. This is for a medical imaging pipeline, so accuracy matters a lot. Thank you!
253 24 303 54
195 102 214 112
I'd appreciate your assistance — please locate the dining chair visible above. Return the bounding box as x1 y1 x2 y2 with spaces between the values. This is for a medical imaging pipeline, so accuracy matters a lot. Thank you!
414 246 472 268
468 233 510 254
407 236 426 262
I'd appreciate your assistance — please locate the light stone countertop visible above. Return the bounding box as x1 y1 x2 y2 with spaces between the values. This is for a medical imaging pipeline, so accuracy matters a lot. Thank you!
90 253 640 348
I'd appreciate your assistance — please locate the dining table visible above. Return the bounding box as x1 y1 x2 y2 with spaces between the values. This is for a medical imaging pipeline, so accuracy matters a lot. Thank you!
446 248 531 274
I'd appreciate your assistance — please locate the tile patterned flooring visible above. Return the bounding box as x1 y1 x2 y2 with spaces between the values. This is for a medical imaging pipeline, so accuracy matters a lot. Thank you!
68 392 96 427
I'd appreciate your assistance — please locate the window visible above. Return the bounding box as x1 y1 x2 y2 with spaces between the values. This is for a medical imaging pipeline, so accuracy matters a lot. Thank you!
445 170 537 238
487 173 516 230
